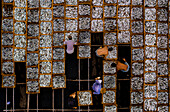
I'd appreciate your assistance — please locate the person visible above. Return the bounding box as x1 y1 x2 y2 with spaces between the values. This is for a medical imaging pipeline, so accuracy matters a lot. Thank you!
111 58 130 72
68 92 77 109
64 35 76 54
95 46 113 57
92 77 102 94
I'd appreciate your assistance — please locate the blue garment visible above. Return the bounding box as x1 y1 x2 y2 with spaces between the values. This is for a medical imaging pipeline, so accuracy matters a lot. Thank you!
121 62 130 72
92 80 102 94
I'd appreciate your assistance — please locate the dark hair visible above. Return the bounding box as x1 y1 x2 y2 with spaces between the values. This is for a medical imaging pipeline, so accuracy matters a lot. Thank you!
111 63 116 67
108 47 113 51
118 57 125 63
68 35 72 40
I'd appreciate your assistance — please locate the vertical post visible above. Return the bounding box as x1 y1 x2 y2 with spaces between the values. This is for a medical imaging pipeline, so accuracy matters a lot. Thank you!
13 88 14 112
6 88 7 112
27 94 30 112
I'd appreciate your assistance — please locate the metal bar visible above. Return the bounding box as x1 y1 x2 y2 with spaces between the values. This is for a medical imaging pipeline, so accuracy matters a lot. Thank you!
88 59 90 112
52 90 54 112
3 109 103 111
13 88 14 112
62 89 64 112
78 59 80 112
27 94 30 112
37 94 38 112
6 88 7 112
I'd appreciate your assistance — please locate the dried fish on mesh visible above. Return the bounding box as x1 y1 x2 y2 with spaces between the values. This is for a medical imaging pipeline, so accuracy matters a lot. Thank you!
66 19 78 31
66 7 78 18
104 105 117 112
104 75 116 89
144 72 156 83
131 92 143 104
27 53 38 66
40 62 51 74
158 23 168 35
78 91 92 105
53 33 64 47
14 49 25 61
14 22 26 34
79 4 90 16
79 17 90 30
40 9 52 21
2 62 14 74
104 33 117 45
3 5 13 17
28 0 39 8
132 21 143 33
104 6 116 17
145 60 157 71
158 106 168 112
132 62 143 76
118 0 130 5
145 8 156 20
3 0 13 3
145 47 157 59
144 85 157 98
158 77 168 90
103 61 116 74
157 36 168 48
2 19 13 32
79 31 91 44
2 33 13 46
14 0 26 7
106 46 117 59
92 7 103 19
78 45 91 58
158 92 168 104
27 81 39 93
145 34 156 46
2 47 13 60
14 35 26 48
39 75 51 87
39 48 52 60
145 0 156 7
53 48 65 60
131 77 143 90
40 22 52 34
53 6 64 18
53 0 64 4
105 0 117 3
118 19 130 30
53 19 65 31
65 32 78 44
27 24 39 37
132 0 143 5
27 67 38 79
3 76 15 87
118 31 130 43
103 91 115 104
28 9 39 23
131 106 143 112
53 61 65 74
145 21 156 33
79 0 90 2
91 20 103 32
131 7 143 20
118 7 130 17
92 0 103 6
132 49 144 61
144 99 157 111
157 9 168 21
105 19 116 31
27 39 39 52
66 0 77 5
158 63 168 76
40 35 52 47
14 8 26 21
158 0 168 7
158 49 168 62
40 0 52 8
53 76 65 88
132 35 143 47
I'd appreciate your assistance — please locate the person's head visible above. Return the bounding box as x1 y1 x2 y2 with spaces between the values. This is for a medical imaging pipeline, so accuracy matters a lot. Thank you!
111 63 116 67
68 35 72 40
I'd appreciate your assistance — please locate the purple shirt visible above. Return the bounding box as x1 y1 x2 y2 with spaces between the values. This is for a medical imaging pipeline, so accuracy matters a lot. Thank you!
64 40 75 51
92 80 102 94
